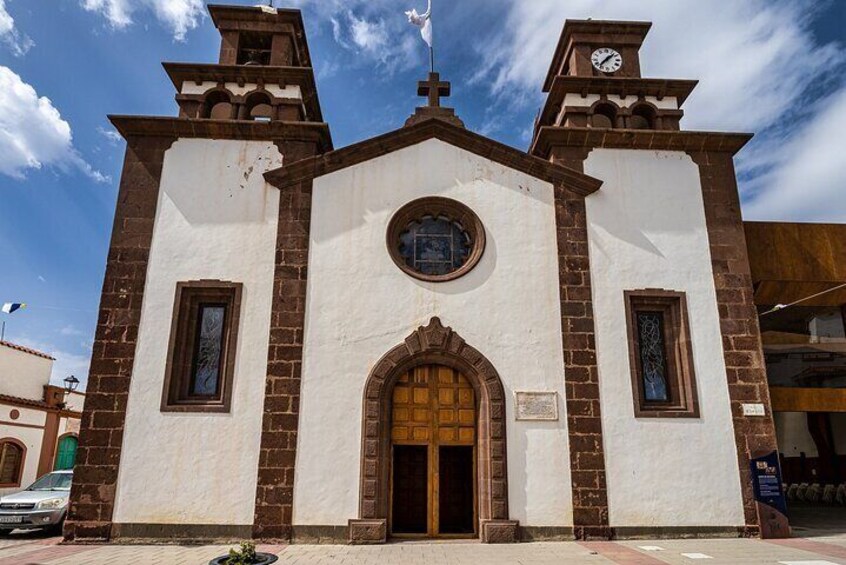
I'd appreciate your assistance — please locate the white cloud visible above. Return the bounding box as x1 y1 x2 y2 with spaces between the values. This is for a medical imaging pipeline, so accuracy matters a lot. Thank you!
0 0 33 56
59 325 85 337
294 0 422 72
743 88 846 222
478 1 842 131
474 0 845 221
349 14 388 53
0 66 108 182
80 0 204 41
97 125 122 145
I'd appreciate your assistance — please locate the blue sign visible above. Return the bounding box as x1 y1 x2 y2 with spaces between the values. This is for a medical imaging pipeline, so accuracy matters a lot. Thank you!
750 450 787 516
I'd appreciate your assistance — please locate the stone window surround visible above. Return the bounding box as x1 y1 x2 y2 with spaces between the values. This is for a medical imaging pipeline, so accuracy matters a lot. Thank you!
350 317 518 544
386 197 486 283
624 289 700 418
160 280 243 413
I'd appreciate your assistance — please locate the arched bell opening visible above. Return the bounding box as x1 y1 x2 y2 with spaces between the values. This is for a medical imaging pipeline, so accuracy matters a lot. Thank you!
200 90 234 120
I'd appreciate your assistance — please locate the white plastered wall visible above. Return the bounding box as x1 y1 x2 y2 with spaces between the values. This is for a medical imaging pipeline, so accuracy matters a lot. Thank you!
584 149 746 527
181 81 302 100
294 139 572 527
0 405 46 495
112 139 282 526
0 347 53 401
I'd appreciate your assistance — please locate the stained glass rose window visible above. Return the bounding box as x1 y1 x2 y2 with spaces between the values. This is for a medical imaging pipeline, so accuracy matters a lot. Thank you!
388 198 485 282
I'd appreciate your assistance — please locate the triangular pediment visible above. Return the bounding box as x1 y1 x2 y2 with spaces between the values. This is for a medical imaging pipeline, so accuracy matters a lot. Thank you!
264 118 602 196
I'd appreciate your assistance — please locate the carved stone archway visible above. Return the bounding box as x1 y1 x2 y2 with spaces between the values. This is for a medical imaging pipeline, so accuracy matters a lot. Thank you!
349 317 518 544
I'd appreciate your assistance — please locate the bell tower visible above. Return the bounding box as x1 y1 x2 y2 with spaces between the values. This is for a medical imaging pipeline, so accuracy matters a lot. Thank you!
530 18 784 543
65 5 332 544
531 19 697 142
162 4 329 127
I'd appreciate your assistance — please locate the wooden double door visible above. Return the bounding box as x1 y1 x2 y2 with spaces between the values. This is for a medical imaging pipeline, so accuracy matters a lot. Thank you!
390 364 477 537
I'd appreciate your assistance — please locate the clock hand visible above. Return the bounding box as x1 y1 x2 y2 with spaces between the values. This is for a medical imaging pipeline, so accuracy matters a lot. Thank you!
600 54 615 66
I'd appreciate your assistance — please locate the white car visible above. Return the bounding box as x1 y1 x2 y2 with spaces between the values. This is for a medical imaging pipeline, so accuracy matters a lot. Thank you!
0 470 72 535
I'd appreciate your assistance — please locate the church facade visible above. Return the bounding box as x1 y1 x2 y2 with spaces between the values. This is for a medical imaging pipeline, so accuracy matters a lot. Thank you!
66 6 783 544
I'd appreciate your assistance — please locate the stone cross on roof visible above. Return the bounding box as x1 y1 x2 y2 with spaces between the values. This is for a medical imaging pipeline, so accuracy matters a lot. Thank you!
405 71 464 128
418 72 450 108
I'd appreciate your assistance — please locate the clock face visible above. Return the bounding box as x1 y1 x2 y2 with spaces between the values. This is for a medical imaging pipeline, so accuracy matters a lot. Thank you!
591 48 623 73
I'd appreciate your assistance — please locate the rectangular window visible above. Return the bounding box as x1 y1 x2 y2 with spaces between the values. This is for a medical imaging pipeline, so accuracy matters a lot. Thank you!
624 290 699 418
161 281 242 412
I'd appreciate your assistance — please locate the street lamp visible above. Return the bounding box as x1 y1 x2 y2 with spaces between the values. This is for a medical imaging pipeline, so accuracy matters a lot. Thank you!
63 375 80 394
61 375 80 408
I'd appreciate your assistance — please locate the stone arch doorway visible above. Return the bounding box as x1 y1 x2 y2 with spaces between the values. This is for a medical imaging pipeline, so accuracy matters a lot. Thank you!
349 317 518 544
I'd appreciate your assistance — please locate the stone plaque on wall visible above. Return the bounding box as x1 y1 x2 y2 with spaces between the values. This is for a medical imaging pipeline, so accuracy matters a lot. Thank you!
515 391 558 421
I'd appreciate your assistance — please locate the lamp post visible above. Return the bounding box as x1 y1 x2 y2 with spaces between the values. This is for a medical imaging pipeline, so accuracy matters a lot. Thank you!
61 375 80 408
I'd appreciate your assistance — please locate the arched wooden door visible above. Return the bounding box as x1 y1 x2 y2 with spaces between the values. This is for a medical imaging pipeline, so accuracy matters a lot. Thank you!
389 364 476 538
54 435 78 471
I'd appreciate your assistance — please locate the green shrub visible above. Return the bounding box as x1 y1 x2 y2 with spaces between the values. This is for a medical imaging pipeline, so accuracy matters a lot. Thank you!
225 541 258 565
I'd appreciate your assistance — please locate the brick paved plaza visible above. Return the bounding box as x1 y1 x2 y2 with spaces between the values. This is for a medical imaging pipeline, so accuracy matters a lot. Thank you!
1 532 846 565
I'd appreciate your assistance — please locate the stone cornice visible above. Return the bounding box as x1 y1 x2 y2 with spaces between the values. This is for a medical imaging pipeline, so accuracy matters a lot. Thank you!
531 126 753 159
108 116 333 153
264 118 602 197
162 63 324 122
538 76 698 128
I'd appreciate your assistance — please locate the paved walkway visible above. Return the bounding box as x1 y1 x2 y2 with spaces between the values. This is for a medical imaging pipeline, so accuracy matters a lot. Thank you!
0 533 845 564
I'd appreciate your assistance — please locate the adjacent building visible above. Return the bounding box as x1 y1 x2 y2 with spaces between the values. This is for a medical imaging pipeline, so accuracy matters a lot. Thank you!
746 223 846 495
0 341 83 495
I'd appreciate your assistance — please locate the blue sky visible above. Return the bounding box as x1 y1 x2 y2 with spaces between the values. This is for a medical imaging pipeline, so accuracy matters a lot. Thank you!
0 0 844 388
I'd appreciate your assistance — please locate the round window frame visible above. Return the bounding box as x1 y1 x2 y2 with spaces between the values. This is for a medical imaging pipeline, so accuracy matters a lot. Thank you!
386 197 486 283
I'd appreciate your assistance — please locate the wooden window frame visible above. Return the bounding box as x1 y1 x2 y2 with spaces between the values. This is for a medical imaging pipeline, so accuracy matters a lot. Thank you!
624 290 700 418
161 281 242 413
0 438 26 488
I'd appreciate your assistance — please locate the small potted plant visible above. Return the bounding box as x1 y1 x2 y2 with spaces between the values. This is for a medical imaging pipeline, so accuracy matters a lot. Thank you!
209 541 278 565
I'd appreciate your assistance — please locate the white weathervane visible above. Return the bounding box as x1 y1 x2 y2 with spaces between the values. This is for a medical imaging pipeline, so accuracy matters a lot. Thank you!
405 0 434 71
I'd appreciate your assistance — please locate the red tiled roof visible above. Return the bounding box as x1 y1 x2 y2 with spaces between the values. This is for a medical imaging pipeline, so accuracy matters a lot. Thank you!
0 341 55 361
0 393 51 410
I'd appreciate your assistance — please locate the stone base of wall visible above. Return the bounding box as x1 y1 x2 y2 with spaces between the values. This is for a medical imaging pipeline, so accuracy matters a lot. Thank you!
612 526 745 540
110 523 252 542
348 519 387 544
519 526 574 542
75 521 749 545
63 520 111 542
480 520 520 544
292 525 349 544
